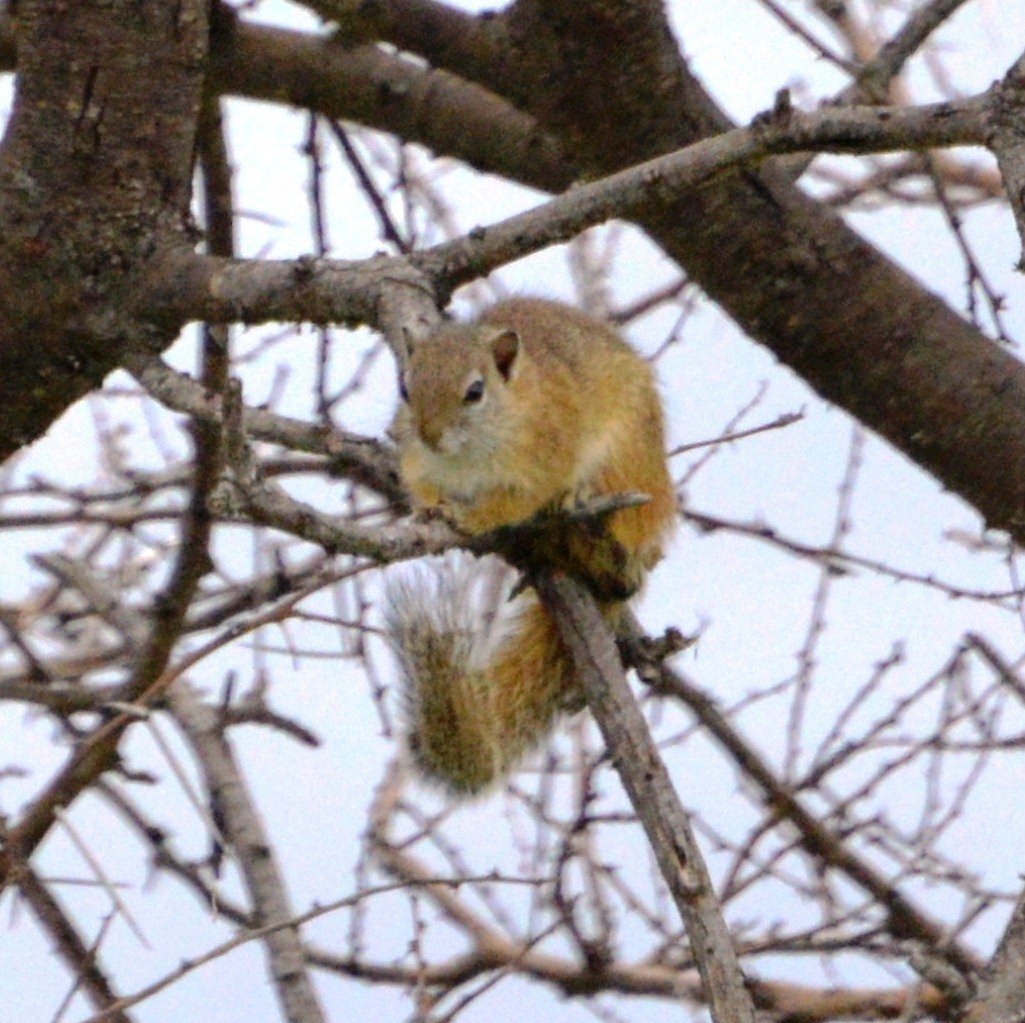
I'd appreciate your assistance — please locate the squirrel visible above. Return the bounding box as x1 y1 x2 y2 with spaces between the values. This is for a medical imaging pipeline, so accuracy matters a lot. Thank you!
387 298 676 796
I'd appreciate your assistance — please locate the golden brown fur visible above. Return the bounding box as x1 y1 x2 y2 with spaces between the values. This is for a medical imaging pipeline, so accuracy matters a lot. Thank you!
388 299 675 795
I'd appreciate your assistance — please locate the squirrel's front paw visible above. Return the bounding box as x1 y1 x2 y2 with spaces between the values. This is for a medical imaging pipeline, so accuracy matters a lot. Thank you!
411 502 476 538
409 504 465 537
411 504 448 524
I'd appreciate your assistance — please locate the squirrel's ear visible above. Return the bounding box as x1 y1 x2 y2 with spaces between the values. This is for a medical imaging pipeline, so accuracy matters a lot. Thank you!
490 329 520 381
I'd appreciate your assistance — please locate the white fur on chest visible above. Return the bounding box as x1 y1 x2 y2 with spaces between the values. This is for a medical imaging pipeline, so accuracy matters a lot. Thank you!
411 435 512 504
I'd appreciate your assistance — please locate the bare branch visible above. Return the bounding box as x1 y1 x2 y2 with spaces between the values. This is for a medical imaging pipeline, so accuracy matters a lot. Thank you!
620 616 982 983
413 95 992 291
535 572 757 1023
12 865 132 1023
166 683 328 1023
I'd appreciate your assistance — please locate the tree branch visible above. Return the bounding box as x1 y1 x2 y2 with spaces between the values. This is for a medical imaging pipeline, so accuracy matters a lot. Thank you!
411 94 991 285
124 353 404 503
991 51 1025 259
0 0 206 462
851 0 976 102
965 884 1025 1023
167 682 327 1023
13 865 132 1023
534 572 757 1023
209 11 571 193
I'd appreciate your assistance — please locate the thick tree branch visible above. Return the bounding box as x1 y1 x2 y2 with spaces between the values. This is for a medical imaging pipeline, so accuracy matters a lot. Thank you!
512 4 1025 542
208 11 571 193
313 0 502 83
0 0 206 462
136 249 389 328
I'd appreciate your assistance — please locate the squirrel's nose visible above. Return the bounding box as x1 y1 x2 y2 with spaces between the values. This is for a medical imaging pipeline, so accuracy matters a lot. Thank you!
415 411 444 449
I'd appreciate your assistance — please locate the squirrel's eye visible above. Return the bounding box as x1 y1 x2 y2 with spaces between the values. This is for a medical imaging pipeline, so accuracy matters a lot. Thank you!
463 378 485 404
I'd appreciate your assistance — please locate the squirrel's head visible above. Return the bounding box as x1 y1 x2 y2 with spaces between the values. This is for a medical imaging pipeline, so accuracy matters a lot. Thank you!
400 324 522 454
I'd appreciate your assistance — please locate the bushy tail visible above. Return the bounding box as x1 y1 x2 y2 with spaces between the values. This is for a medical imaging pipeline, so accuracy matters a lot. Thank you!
386 565 610 796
